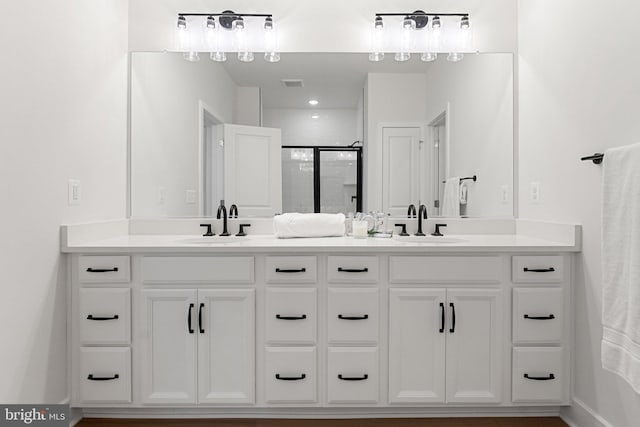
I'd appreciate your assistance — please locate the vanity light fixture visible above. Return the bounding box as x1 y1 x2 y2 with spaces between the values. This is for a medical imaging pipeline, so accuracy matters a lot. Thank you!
369 12 472 63
175 11 279 63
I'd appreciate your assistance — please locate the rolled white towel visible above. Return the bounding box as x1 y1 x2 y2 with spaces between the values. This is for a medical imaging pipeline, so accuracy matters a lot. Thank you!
274 213 346 238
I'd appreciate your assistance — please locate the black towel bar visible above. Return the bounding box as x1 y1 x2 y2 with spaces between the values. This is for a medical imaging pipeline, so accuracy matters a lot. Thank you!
442 175 477 184
581 153 604 164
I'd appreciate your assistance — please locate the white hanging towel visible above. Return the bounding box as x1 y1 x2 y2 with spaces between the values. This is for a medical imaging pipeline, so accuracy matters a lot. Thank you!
459 183 468 205
601 142 640 393
273 213 345 238
442 177 461 217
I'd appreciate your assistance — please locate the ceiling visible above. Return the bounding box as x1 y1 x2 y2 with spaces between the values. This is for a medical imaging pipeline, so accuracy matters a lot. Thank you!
222 53 433 109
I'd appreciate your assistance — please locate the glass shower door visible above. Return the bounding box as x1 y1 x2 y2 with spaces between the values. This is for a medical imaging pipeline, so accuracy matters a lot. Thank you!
281 148 314 213
319 149 359 214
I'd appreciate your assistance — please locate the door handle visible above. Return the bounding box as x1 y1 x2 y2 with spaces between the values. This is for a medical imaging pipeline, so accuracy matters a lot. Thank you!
275 373 306 381
198 303 205 333
275 268 306 273
524 314 555 320
87 374 119 381
337 267 369 273
523 267 555 273
187 303 194 334
439 302 445 333
86 314 119 321
86 267 118 273
338 314 369 320
338 374 368 381
449 302 456 333
524 373 555 381
276 314 307 320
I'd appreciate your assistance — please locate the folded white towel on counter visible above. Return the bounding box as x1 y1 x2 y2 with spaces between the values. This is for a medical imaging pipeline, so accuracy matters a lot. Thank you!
601 142 640 393
274 213 345 238
442 177 461 217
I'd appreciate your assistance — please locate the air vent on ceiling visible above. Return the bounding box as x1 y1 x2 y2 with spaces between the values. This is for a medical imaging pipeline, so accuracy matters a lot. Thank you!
281 79 304 88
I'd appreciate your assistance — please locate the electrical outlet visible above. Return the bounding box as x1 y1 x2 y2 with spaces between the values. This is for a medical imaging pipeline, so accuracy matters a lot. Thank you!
530 182 541 203
185 189 197 204
68 179 81 206
501 185 510 204
158 187 166 204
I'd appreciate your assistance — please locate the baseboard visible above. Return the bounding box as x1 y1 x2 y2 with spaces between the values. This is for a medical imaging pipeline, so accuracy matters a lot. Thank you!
560 398 613 427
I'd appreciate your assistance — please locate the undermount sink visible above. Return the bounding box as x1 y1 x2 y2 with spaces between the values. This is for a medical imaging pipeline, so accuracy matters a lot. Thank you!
393 235 467 244
179 236 248 245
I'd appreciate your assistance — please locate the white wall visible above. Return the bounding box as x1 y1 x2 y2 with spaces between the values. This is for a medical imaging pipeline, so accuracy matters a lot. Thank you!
365 73 428 211
518 1 640 426
128 0 517 54
0 1 128 403
424 54 513 217
235 86 261 126
130 52 236 217
263 108 357 146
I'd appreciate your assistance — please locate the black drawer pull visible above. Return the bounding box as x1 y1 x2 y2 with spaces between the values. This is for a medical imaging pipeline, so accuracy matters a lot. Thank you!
338 314 369 320
524 314 556 320
449 302 456 333
87 374 119 381
338 374 368 381
87 314 119 321
523 267 556 273
275 373 306 381
187 303 194 334
275 268 306 273
524 373 555 381
86 267 119 273
198 303 205 334
439 302 445 333
276 314 307 320
337 267 369 273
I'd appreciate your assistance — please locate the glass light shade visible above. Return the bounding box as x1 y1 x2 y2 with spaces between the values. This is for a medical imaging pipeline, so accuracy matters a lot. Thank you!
397 17 415 61
264 24 279 63
447 52 464 62
210 51 227 62
265 52 280 62
238 51 255 62
369 52 384 62
370 19 385 62
175 20 189 51
420 52 437 62
394 52 411 62
183 51 200 62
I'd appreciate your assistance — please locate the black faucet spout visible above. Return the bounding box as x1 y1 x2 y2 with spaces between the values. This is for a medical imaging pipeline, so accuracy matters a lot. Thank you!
416 204 428 236
407 204 417 218
216 200 230 236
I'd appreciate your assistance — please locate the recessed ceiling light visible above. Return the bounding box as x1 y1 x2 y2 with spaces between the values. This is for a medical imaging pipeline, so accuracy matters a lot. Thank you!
308 99 319 106
311 115 319 119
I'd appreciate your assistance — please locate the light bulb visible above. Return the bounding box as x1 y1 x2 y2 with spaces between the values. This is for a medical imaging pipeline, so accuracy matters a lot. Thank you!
264 16 280 62
396 16 415 62
205 16 217 51
369 16 385 62
234 17 253 62
175 16 188 51
457 16 472 52
206 16 216 29
432 16 441 29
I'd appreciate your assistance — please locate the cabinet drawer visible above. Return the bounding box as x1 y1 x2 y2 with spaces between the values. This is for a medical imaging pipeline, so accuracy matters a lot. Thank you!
327 347 378 404
79 256 130 283
79 288 131 345
328 288 378 344
265 347 317 403
80 347 131 403
513 288 563 344
327 256 379 284
265 288 317 344
389 256 501 284
265 256 317 284
141 256 254 283
512 347 565 403
512 256 564 283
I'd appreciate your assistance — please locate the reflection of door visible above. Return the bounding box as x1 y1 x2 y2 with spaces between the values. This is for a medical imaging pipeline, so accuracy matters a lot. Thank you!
382 127 421 216
429 112 447 216
281 146 363 214
223 124 282 217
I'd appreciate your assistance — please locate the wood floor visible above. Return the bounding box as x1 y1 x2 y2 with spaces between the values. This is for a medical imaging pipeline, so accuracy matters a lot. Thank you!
77 417 568 427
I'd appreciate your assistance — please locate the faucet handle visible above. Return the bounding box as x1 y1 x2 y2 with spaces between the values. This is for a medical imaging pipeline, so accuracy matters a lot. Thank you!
200 224 214 237
395 224 409 237
236 224 251 237
431 223 447 237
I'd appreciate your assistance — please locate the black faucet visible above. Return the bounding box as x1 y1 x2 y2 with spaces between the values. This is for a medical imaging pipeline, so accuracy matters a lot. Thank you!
407 204 417 218
416 204 428 236
216 200 230 236
229 204 238 218
431 223 447 237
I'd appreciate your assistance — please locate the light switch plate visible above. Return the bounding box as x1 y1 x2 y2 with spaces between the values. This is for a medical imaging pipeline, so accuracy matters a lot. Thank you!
68 179 81 206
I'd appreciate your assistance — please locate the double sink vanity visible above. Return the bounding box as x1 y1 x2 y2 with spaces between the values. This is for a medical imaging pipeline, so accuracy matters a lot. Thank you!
62 218 580 418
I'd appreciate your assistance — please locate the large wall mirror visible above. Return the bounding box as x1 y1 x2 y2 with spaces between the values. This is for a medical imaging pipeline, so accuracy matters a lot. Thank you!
130 52 513 218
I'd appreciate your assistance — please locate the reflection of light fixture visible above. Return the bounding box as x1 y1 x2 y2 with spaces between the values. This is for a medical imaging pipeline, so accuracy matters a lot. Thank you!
447 52 464 62
369 12 471 62
308 99 319 106
174 11 278 63
311 115 319 119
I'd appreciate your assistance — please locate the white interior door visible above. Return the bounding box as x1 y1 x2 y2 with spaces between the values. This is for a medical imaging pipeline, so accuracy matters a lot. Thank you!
389 288 446 403
198 288 255 404
445 288 503 403
140 289 197 404
382 127 421 216
223 124 282 216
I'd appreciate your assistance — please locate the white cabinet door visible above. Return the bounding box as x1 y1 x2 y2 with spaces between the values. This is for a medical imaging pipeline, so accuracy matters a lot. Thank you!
198 289 255 404
223 124 282 216
446 289 502 403
140 289 197 404
389 288 446 403
382 127 421 216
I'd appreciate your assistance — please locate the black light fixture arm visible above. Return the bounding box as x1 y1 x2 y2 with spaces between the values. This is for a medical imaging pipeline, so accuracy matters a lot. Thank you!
178 13 273 18
375 12 469 17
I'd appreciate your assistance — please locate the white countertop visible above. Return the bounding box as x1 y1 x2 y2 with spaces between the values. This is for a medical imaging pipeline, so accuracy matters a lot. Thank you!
61 233 580 254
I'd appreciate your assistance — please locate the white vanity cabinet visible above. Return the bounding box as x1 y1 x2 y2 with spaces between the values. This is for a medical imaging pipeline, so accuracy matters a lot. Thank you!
68 249 573 416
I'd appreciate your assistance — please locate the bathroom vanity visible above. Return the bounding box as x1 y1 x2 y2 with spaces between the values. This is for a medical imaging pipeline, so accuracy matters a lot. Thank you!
62 219 579 419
